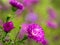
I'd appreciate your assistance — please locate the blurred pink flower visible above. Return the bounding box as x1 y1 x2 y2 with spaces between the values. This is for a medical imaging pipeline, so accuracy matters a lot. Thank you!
19 23 28 40
47 21 58 29
23 0 39 7
0 5 2 9
47 7 57 19
25 12 38 23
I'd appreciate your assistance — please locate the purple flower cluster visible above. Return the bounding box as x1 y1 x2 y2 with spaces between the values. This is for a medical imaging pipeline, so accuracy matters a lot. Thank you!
27 23 45 42
19 23 47 44
9 0 39 16
3 21 14 33
9 0 39 9
47 7 58 29
23 0 39 6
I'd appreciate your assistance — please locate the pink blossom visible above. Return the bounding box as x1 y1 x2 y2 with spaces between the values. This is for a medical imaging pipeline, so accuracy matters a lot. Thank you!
25 12 38 23
27 23 45 42
47 7 57 19
19 23 28 40
3 21 14 33
9 0 24 10
47 21 58 29
23 0 39 7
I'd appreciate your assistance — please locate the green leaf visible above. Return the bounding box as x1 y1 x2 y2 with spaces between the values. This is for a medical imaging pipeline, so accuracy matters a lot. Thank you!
12 6 17 12
6 16 11 22
0 26 2 29
20 35 28 43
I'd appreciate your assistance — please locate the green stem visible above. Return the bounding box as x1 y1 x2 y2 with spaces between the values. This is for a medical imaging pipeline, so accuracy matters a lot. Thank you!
2 32 7 42
14 27 21 44
27 38 32 45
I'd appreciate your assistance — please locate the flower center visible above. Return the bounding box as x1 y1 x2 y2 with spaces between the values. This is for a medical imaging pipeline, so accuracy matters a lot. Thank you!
32 28 40 36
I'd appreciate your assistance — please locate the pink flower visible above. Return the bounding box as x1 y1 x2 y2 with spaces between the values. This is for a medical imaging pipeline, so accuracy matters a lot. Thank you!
27 23 45 42
19 23 28 40
25 12 38 23
0 5 2 9
19 23 45 43
9 0 24 10
3 21 14 33
47 21 58 29
47 7 57 19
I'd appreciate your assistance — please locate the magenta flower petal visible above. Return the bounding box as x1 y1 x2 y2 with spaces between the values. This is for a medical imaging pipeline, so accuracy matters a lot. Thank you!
27 23 45 42
19 23 28 40
9 0 24 10
41 39 48 45
3 21 14 33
